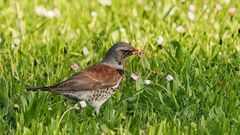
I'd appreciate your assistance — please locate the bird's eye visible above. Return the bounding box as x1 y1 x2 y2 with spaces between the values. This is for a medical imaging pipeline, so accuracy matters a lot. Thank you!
122 50 129 54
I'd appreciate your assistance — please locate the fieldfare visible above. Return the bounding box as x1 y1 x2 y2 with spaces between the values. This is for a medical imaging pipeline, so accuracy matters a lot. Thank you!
26 42 142 113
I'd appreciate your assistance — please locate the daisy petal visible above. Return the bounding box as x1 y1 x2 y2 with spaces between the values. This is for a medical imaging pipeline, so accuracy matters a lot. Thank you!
131 73 140 81
144 80 151 85
70 63 79 71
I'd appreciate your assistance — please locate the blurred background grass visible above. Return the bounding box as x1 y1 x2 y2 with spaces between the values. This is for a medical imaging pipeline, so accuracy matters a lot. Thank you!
0 0 239 134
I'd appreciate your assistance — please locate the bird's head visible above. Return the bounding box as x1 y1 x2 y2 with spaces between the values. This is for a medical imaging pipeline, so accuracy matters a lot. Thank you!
101 42 141 69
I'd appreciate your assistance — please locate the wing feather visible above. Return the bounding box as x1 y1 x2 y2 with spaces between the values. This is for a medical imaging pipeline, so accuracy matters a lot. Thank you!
50 64 122 93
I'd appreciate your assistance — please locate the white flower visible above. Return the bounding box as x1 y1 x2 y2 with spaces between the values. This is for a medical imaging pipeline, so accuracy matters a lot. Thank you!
131 73 140 81
48 107 52 111
91 11 97 17
215 3 222 11
188 11 195 21
46 9 60 18
12 38 21 48
35 6 46 16
228 7 236 15
157 35 164 45
189 4 196 12
13 38 21 45
79 101 87 108
82 47 89 56
70 63 79 71
157 1 162 7
35 6 60 18
202 5 208 10
99 0 111 6
144 80 152 85
52 9 60 17
166 74 174 81
176 26 185 33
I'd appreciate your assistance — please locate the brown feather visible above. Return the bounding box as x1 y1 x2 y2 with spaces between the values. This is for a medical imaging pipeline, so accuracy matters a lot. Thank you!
49 64 123 93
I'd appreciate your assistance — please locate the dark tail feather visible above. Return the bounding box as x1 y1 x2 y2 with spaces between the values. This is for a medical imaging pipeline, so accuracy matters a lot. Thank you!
25 86 52 91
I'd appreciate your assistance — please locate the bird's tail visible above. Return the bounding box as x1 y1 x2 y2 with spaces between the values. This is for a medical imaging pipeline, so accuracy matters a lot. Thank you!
25 86 52 91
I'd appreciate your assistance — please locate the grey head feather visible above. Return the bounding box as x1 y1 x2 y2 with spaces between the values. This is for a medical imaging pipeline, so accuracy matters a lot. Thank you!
100 42 135 69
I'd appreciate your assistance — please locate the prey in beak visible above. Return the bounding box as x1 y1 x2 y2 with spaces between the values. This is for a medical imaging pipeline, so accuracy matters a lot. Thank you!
131 49 144 57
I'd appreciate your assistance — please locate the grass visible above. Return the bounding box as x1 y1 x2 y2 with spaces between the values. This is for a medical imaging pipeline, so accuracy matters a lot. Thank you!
0 0 240 134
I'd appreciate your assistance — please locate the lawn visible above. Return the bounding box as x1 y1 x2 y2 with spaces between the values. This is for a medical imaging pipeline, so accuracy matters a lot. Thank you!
0 0 239 134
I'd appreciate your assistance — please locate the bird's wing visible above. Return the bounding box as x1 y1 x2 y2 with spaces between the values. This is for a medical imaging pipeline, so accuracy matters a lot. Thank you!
50 64 122 92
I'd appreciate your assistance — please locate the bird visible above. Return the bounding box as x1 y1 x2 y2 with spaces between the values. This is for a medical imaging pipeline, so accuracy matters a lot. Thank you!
26 42 141 113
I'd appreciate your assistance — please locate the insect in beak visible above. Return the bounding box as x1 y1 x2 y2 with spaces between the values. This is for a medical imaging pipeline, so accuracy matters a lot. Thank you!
131 49 144 57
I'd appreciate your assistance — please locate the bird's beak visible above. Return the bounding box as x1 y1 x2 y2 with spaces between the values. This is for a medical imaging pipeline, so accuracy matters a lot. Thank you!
131 49 144 57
